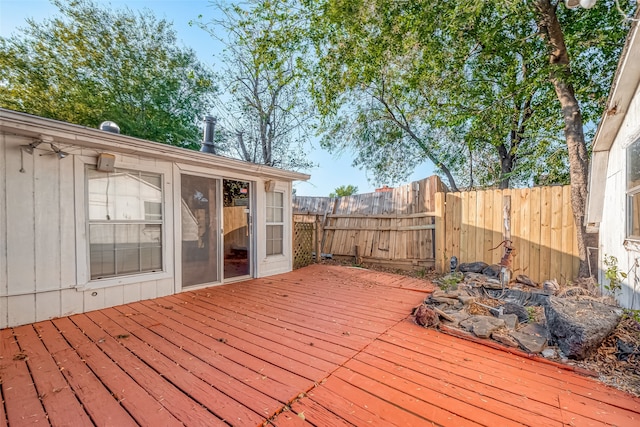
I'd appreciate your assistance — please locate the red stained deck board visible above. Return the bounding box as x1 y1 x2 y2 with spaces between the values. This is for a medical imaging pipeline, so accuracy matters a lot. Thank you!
0 329 47 425
112 304 303 405
182 288 388 340
288 398 353 427
211 283 406 329
268 410 311 427
147 296 339 377
340 357 549 427
244 276 420 317
332 367 486 427
386 322 640 417
128 299 317 394
69 313 227 426
133 298 326 388
98 306 284 417
52 316 184 427
13 325 92 426
159 294 354 365
2 265 640 427
248 274 422 314
352 349 563 426
34 321 138 426
85 309 270 425
173 291 364 355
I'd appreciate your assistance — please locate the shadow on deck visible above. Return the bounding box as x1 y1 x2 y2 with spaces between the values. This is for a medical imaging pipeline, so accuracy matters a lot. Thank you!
1 265 638 426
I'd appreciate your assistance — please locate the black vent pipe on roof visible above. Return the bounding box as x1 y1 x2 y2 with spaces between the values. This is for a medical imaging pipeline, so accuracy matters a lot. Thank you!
200 115 217 154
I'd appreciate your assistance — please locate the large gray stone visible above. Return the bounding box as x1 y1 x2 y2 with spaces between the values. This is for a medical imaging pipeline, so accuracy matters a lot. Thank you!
459 262 489 273
544 297 622 360
460 315 505 339
510 323 548 354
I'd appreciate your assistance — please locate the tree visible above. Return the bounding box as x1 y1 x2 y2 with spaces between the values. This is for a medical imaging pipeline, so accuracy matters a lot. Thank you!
302 0 634 276
0 0 216 147
197 0 314 170
330 184 358 198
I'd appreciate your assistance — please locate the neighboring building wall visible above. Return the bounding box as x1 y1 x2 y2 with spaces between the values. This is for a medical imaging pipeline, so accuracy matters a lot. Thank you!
599 83 640 309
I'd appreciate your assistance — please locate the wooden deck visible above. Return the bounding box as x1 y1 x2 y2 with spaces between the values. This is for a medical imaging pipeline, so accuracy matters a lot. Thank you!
1 265 639 426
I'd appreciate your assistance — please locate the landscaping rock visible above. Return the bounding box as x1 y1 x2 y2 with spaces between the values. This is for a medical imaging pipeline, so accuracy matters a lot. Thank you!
433 307 455 322
458 295 477 306
460 315 505 339
414 304 439 328
443 311 471 327
431 296 458 305
499 313 519 330
511 323 548 353
544 297 622 360
516 274 538 288
482 264 503 278
543 279 560 295
541 348 557 359
459 262 489 273
432 289 464 299
502 302 529 323
492 331 519 348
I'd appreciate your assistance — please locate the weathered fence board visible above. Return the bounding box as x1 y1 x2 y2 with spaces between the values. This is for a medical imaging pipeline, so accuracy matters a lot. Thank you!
435 186 579 284
293 176 445 270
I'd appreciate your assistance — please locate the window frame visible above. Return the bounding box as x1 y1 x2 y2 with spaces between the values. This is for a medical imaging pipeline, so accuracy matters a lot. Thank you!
627 137 640 241
266 190 284 256
75 157 172 290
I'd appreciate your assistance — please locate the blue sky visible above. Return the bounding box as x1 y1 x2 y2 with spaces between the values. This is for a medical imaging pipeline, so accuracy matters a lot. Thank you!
0 0 435 196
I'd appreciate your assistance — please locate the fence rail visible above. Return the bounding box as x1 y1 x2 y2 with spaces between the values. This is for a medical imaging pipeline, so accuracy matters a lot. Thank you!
294 179 582 283
293 176 445 270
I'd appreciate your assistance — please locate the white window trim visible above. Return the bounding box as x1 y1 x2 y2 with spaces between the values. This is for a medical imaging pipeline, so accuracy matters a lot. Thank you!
266 190 285 257
627 137 640 242
74 156 173 291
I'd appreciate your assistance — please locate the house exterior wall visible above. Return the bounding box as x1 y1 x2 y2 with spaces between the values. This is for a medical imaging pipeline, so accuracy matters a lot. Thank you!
0 130 300 328
599 82 640 309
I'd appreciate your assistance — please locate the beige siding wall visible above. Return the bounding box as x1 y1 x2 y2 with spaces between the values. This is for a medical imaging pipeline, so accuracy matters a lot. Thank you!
0 134 177 328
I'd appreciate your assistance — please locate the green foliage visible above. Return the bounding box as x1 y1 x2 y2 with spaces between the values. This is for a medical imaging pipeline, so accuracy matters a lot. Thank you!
623 309 640 323
302 0 635 189
329 184 358 198
526 306 536 323
0 0 216 147
603 254 627 296
436 272 463 292
196 0 314 170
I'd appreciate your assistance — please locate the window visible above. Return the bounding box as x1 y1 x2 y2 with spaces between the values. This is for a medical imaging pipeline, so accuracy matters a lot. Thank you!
87 168 163 279
628 138 640 240
266 191 284 256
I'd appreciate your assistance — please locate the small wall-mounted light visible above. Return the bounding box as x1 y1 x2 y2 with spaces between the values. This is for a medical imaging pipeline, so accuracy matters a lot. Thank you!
264 180 276 192
97 153 116 172
49 143 69 159
20 140 42 154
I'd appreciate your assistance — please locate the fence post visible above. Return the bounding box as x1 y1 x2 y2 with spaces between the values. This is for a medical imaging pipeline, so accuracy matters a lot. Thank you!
315 215 321 263
435 192 447 274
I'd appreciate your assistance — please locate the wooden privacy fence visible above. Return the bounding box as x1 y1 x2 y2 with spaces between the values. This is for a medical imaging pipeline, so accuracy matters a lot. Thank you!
435 186 580 284
293 176 446 270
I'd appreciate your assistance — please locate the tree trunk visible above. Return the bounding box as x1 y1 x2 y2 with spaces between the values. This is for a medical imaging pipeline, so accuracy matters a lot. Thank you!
497 143 513 189
534 0 591 278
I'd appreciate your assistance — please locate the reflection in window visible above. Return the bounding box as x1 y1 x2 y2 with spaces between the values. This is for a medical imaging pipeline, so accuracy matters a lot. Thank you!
87 168 163 279
266 191 284 256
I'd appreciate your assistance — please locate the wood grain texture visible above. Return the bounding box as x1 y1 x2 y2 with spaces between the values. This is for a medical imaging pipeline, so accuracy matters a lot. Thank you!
1 265 638 427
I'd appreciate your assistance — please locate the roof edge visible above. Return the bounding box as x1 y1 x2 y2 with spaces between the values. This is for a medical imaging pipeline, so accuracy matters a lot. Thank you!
0 108 310 182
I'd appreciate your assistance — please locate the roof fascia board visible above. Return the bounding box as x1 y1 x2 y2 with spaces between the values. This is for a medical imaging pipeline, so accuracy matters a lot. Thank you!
0 108 310 182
